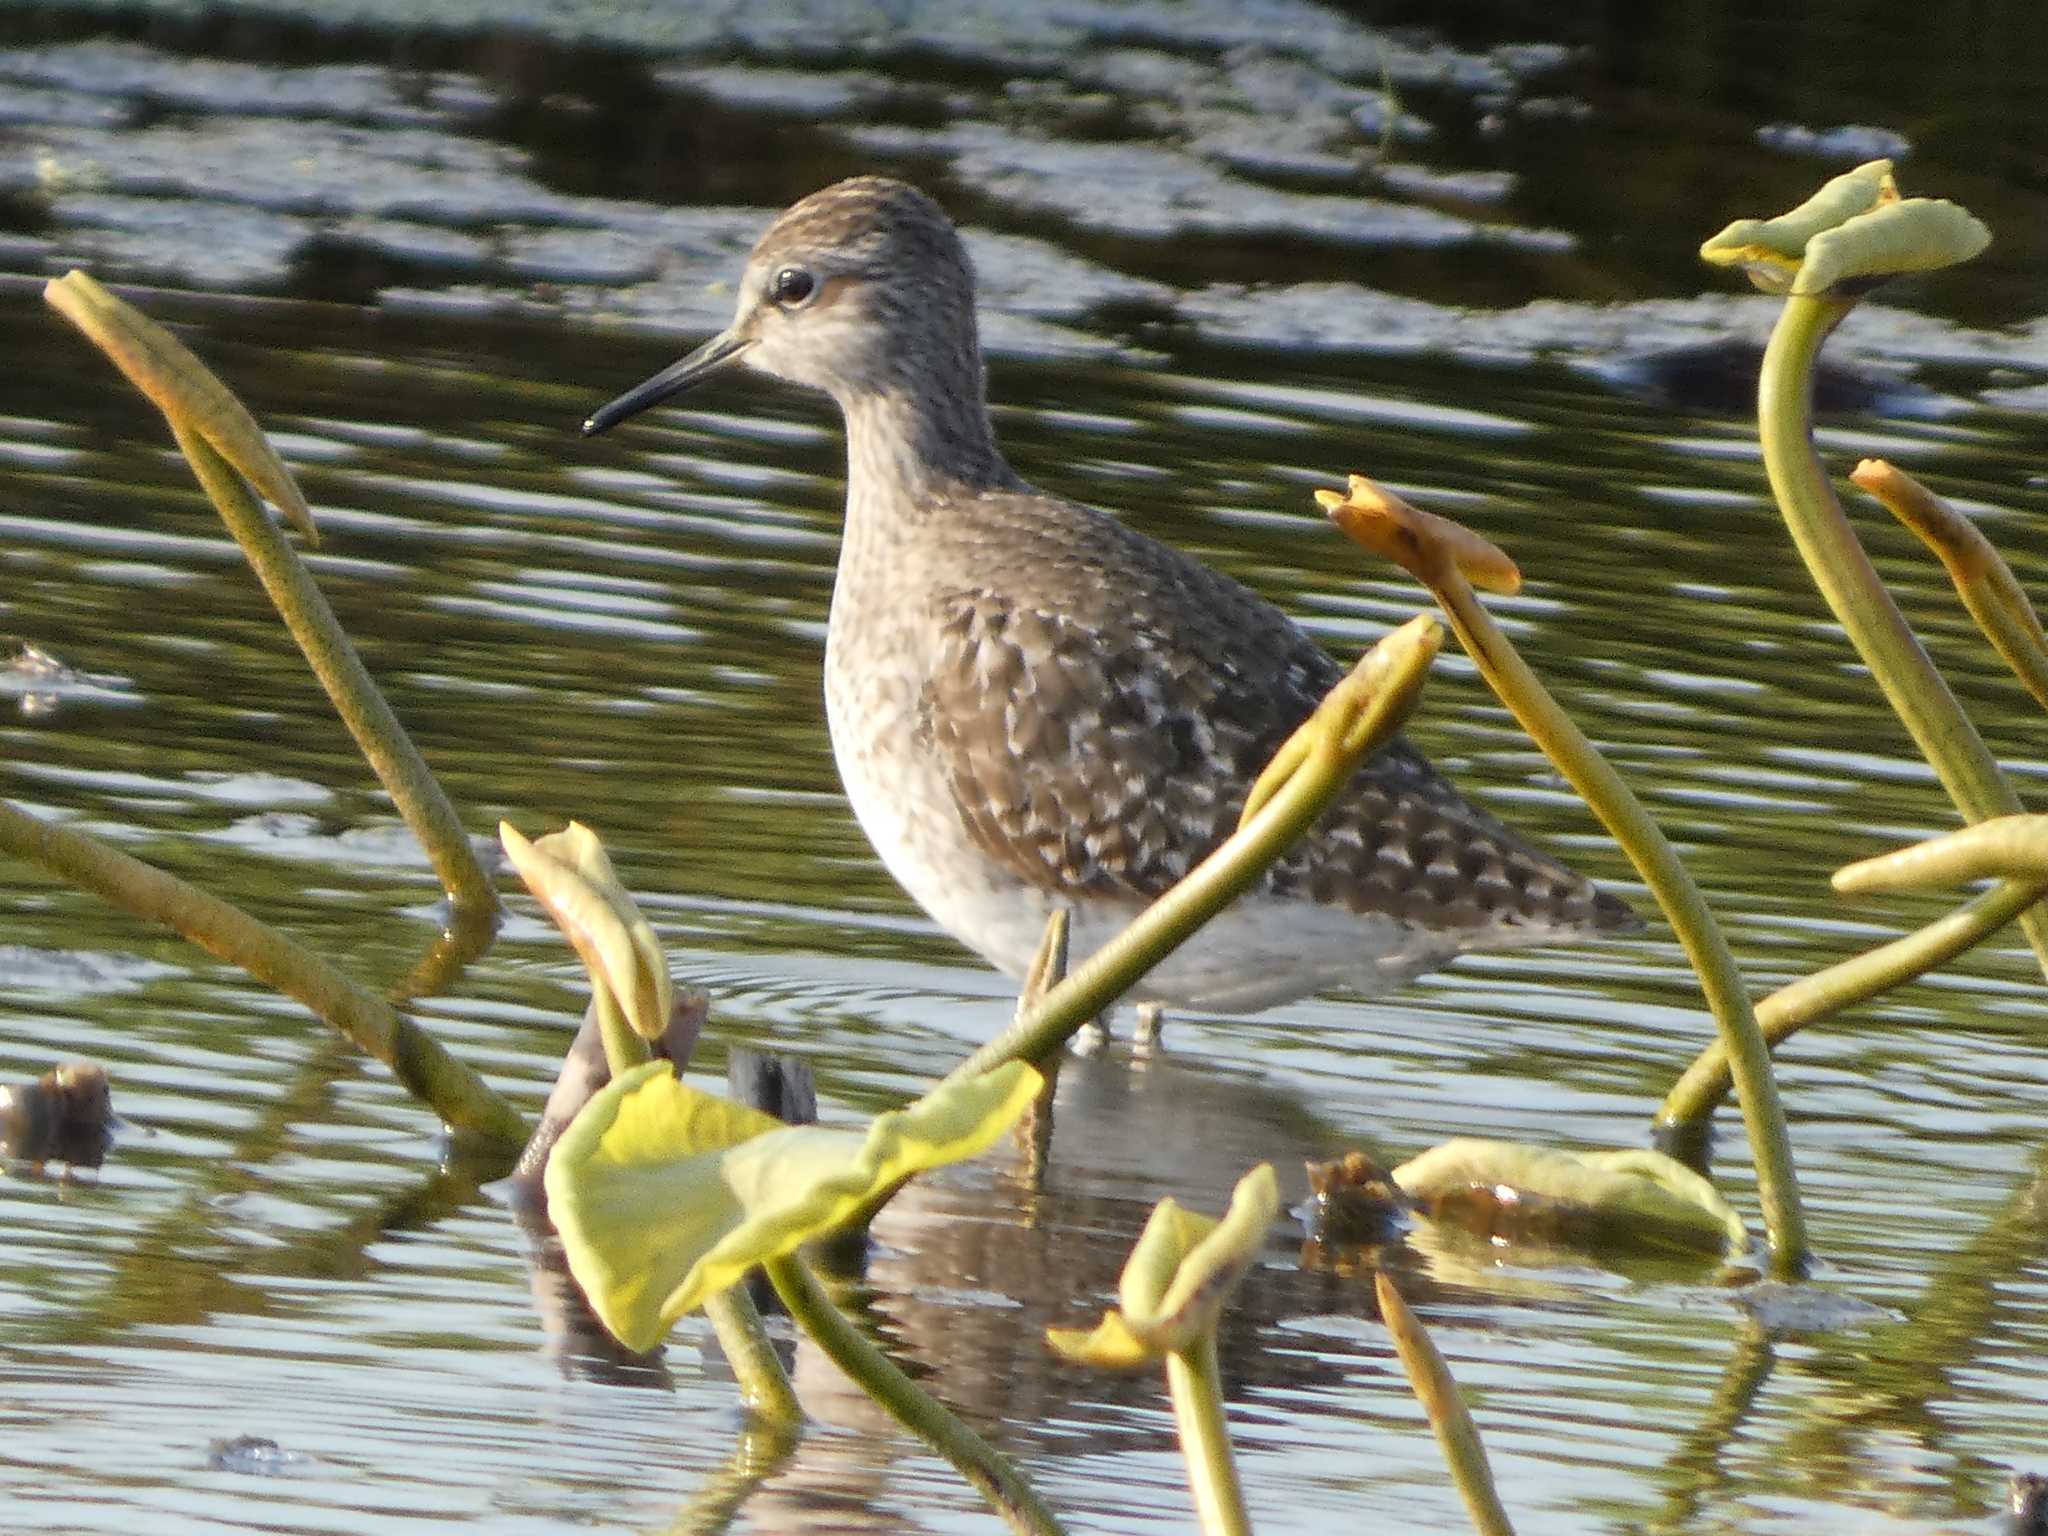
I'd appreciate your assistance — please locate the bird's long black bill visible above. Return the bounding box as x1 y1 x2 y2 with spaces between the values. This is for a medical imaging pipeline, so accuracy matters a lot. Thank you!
581 330 753 436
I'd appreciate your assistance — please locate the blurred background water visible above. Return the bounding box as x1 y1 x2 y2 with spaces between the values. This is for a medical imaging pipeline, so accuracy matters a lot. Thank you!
0 2 2045 1532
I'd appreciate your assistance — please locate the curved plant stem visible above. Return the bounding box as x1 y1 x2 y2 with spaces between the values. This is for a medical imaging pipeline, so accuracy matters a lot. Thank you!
173 423 498 921
1658 874 2047 1128
946 615 1441 1086
44 271 496 924
763 1254 1065 1536
1376 1274 1513 1536
0 797 527 1146
1757 296 2048 976
1364 537 1808 1274
1832 813 2048 892
703 1287 800 1427
1851 458 2048 713
1166 1338 1253 1536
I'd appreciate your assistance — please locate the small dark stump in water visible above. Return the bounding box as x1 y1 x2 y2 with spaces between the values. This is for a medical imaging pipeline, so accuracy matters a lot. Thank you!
724 1047 866 1311
0 1060 114 1168
1651 1113 1715 1178
726 1046 817 1127
1301 1150 1411 1249
2011 1472 2048 1536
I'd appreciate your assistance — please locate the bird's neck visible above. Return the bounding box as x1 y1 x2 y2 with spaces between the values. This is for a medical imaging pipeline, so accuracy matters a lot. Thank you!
842 381 1017 534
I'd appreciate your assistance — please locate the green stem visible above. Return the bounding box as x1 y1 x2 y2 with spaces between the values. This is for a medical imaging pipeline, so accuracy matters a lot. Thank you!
1375 1274 1514 1536
947 618 1438 1085
172 423 499 922
703 1287 801 1427
1854 459 2048 713
1166 1339 1253 1536
1757 296 2048 976
763 1255 1065 1536
592 988 650 1080
1424 578 1808 1275
1658 875 2047 1127
0 796 527 1146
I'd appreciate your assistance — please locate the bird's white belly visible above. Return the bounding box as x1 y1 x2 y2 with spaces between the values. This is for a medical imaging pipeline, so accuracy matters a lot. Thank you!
823 632 1052 964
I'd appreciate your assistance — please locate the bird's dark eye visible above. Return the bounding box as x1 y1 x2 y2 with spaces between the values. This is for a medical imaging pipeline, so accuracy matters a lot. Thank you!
770 266 817 307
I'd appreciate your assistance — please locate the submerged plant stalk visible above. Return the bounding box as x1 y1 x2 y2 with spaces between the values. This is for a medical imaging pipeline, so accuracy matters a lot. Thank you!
1658 873 2046 1126
0 797 526 1146
1167 1338 1253 1536
764 1254 1065 1536
1376 1274 1514 1536
703 1286 800 1427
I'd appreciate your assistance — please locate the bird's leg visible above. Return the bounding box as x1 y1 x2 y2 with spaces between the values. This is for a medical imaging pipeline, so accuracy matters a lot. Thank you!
1010 910 1069 1181
1070 1013 1112 1056
1134 1001 1167 1053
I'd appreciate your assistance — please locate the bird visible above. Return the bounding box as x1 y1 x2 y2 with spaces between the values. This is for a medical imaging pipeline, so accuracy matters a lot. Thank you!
582 176 1636 1027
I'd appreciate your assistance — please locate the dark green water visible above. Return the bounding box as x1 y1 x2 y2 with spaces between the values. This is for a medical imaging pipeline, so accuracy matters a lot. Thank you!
1 4 2045 1533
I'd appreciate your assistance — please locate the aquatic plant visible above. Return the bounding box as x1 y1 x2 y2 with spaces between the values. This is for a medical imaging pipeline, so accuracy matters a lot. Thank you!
1375 1273 1514 1536
543 1038 1056 1530
1662 163 2046 1129
1047 1164 1278 1536
1320 474 1808 1273
0 794 525 1145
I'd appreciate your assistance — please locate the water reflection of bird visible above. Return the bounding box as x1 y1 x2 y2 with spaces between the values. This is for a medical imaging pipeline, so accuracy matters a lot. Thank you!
584 177 1635 1029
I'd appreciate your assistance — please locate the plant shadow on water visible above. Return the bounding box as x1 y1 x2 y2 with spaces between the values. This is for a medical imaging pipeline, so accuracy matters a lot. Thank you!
1 3 2047 1535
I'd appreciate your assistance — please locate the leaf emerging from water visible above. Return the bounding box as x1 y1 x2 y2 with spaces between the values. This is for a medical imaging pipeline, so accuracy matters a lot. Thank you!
1393 1139 1746 1257
501 819 674 1042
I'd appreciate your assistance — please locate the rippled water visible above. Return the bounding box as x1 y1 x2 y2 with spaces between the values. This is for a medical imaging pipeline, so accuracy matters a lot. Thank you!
2 4 2047 1534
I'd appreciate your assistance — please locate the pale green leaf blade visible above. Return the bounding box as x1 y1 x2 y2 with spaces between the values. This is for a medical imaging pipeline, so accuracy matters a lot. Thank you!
546 1062 1042 1351
1795 198 1991 295
1392 1138 1746 1257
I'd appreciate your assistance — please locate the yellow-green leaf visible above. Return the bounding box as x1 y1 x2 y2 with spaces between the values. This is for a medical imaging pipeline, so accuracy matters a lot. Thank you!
546 1060 1042 1351
1045 1163 1278 1368
1795 198 1990 296
1698 161 1988 297
501 820 674 1041
1392 1139 1746 1256
44 270 317 541
1044 1309 1154 1370
1698 159 1894 284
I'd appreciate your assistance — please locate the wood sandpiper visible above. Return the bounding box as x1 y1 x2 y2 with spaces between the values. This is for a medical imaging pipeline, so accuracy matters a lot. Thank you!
584 177 1637 1023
